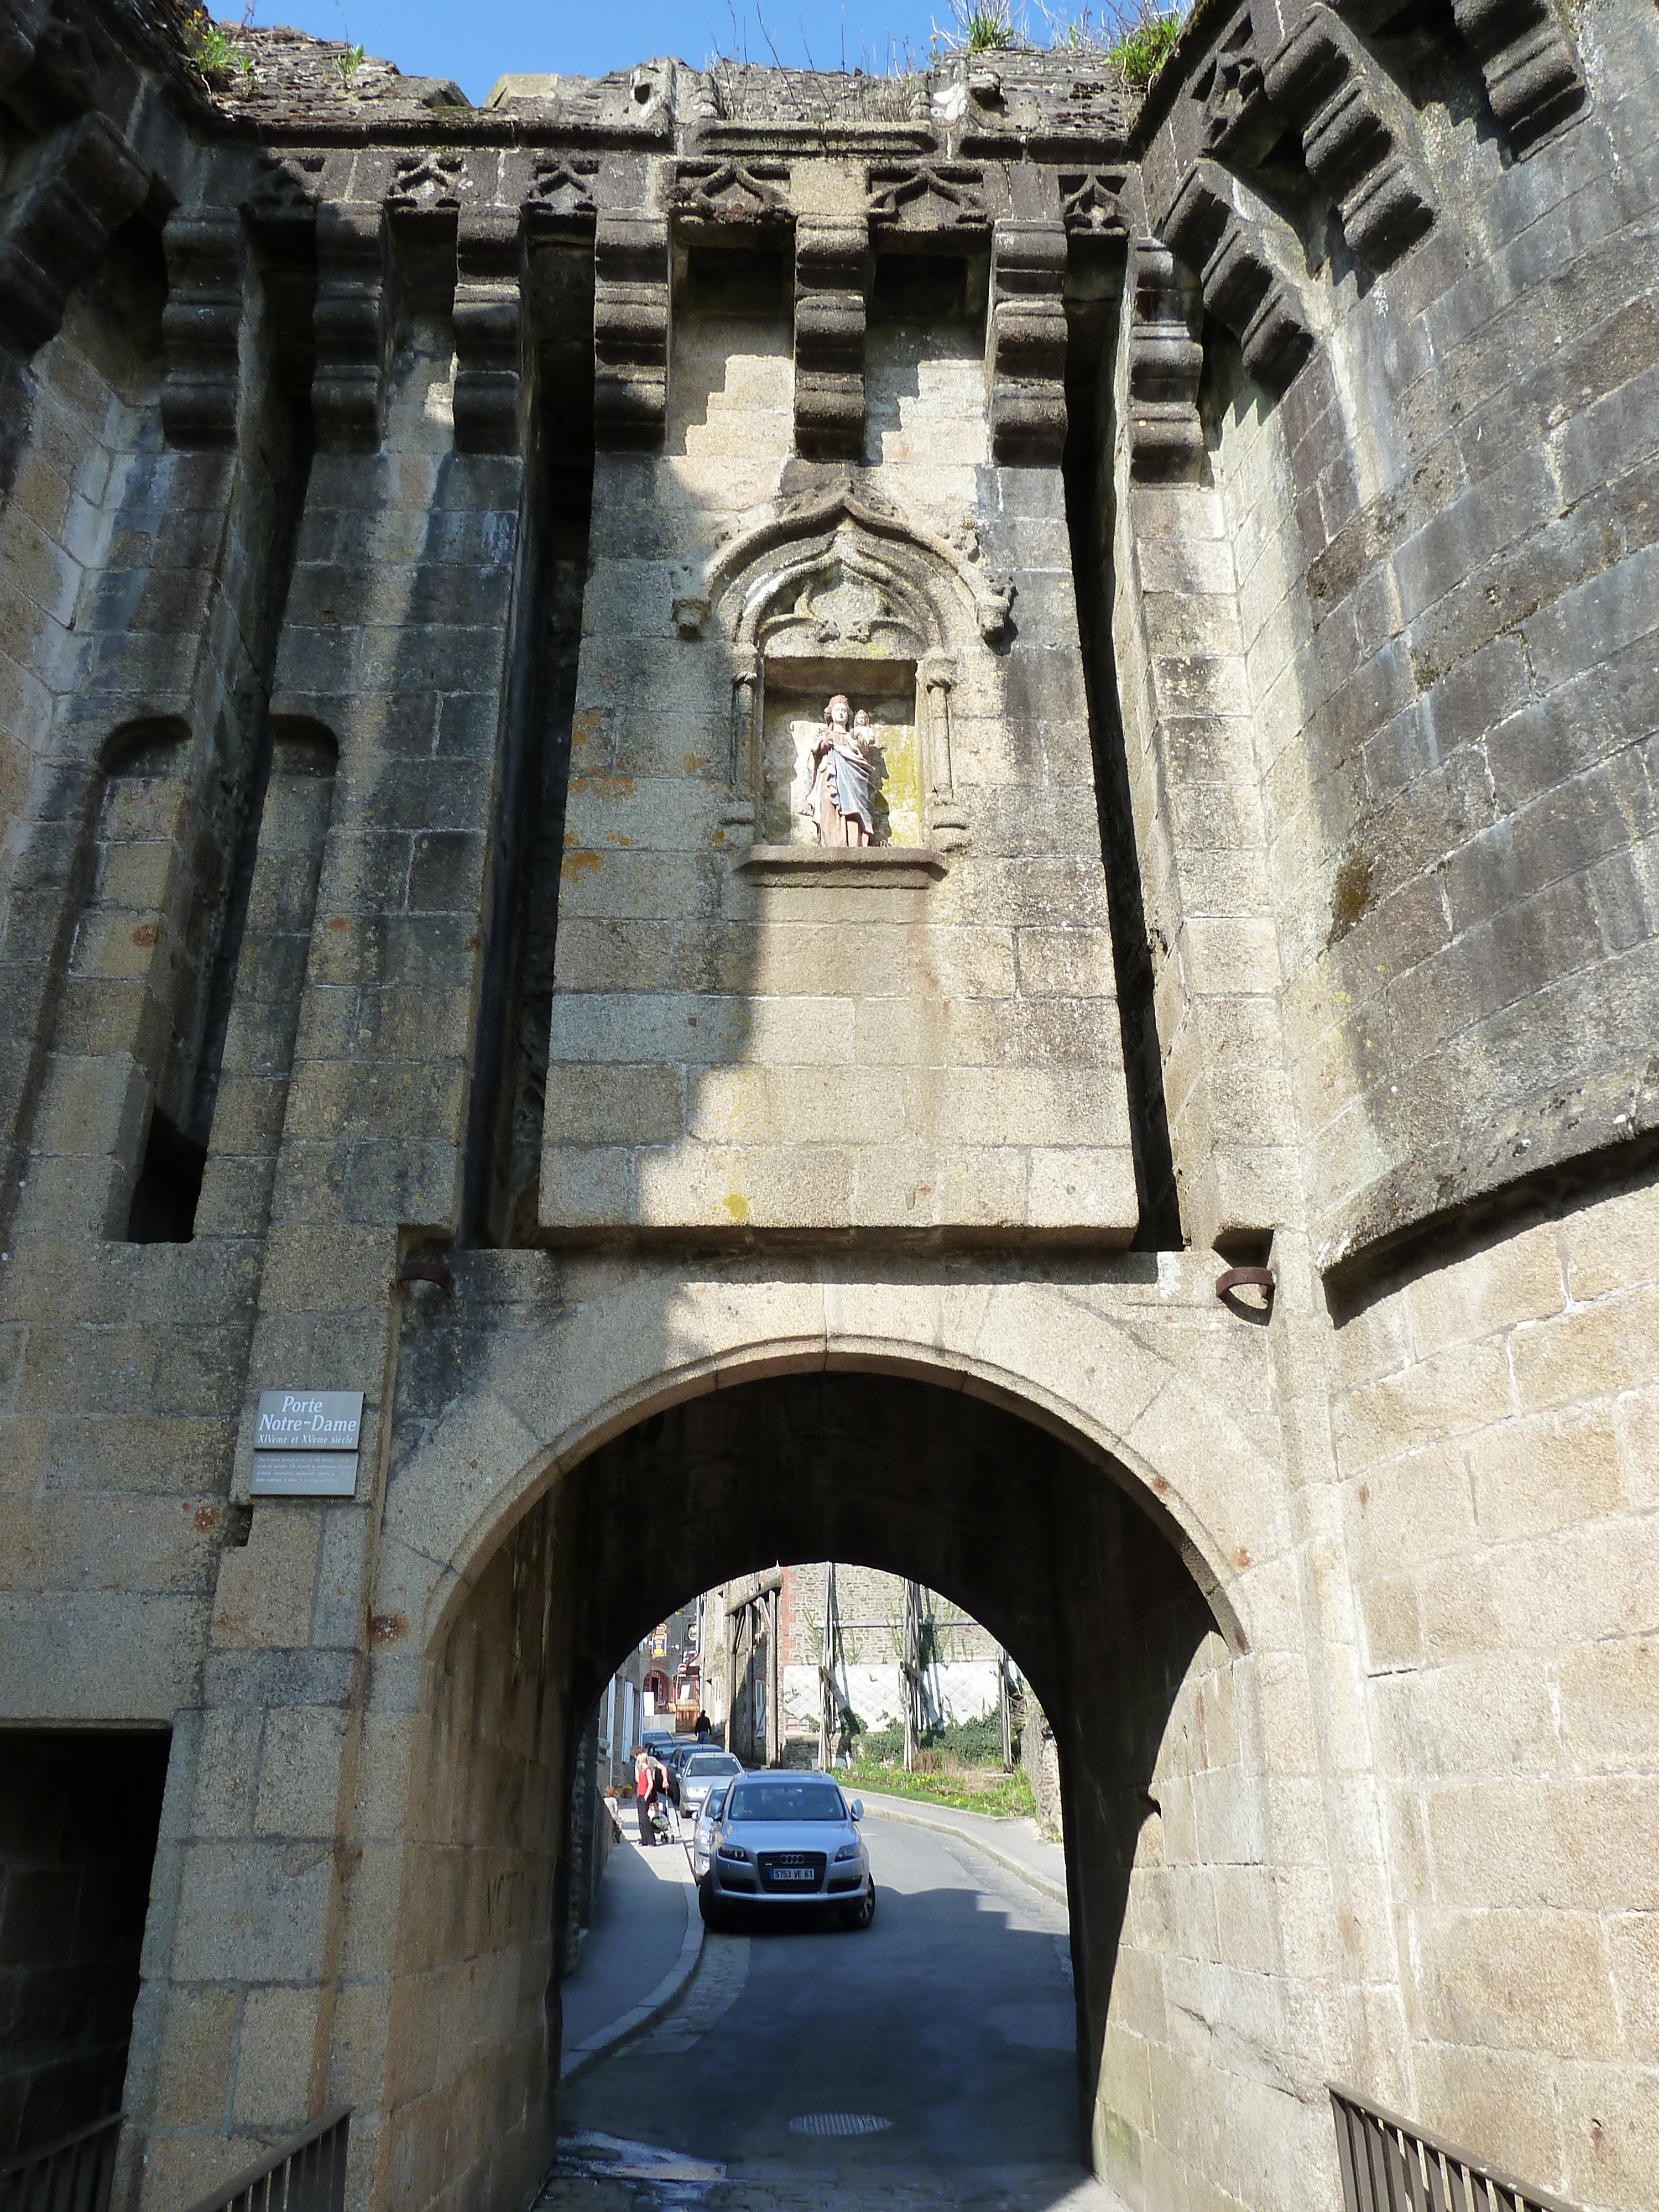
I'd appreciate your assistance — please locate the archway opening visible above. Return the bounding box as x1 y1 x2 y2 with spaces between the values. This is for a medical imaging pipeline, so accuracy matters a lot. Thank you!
380 1369 1249 2212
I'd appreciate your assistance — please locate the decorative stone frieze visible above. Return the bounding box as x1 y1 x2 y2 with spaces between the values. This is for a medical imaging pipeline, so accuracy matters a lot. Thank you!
0 109 146 358
388 148 470 213
793 213 869 461
1451 0 1587 154
524 153 598 231
452 208 523 453
1264 4 1436 271
1193 5 1285 171
986 217 1068 462
672 158 787 226
1126 238 1204 483
1160 158 1315 394
592 210 669 449
1059 166 1130 237
312 201 392 450
159 208 244 449
867 161 988 232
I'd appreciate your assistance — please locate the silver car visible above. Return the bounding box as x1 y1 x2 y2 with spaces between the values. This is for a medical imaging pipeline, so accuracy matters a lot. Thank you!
699 1772 874 1931
678 1747 743 1825
690 1777 732 1881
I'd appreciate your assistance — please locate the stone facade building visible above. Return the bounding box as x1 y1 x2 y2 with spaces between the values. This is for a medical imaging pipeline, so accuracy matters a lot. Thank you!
0 3 1656 2211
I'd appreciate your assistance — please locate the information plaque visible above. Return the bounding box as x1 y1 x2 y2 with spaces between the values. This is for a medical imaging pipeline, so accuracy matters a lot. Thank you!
251 1390 364 1498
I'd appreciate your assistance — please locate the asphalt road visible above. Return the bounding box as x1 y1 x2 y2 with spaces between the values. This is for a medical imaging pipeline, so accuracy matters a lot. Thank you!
543 1813 1097 2211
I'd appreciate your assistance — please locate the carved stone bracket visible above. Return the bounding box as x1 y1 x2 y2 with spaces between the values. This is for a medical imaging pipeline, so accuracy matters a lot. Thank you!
160 208 244 448
312 202 392 451
1265 4 1436 271
452 208 523 454
1160 159 1316 395
0 111 147 360
593 211 669 450
794 213 869 462
986 218 1068 463
1127 239 1205 485
1451 0 1587 155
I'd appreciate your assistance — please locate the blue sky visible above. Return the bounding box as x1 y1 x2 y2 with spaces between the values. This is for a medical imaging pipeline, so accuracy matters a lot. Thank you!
254 0 968 102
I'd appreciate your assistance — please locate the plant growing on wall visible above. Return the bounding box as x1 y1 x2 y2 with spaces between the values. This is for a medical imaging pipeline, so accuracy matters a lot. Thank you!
1043 0 1187 81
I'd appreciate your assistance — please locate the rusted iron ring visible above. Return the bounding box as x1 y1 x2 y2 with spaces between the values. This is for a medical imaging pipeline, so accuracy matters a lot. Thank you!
1215 1265 1274 1306
397 1256 455 1296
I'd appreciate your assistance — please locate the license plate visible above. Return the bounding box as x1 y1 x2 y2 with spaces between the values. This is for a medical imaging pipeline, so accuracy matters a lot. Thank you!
771 1867 815 1883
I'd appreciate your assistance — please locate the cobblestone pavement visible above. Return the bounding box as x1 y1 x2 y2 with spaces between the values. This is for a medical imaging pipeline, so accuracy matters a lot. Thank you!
533 2133 1125 2211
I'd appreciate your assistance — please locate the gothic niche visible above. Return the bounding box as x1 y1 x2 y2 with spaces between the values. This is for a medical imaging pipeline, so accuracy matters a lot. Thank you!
692 495 994 860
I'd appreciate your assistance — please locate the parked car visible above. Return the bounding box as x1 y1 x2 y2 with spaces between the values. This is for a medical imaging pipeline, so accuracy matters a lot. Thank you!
691 1777 732 1881
659 1740 702 1805
699 1771 874 1931
677 1747 743 1823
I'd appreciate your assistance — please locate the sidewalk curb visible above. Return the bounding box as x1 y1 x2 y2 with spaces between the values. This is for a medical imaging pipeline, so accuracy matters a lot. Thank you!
857 1792 1068 1910
558 1835 705 2085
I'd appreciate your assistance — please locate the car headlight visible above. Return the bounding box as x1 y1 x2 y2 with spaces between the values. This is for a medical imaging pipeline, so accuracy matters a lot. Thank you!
717 1842 750 1863
833 1840 862 1861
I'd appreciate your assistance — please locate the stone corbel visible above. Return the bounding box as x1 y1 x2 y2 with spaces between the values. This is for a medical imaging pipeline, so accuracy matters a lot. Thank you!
160 208 244 448
312 202 392 451
0 111 147 360
1126 239 1205 485
593 211 670 450
1265 4 1436 271
724 647 759 830
1451 0 1586 155
921 651 968 852
1161 160 1316 395
793 213 869 461
452 208 523 453
986 218 1068 465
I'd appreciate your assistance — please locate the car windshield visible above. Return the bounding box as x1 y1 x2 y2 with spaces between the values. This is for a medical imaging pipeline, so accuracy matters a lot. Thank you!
686 1752 740 1775
725 1779 846 1823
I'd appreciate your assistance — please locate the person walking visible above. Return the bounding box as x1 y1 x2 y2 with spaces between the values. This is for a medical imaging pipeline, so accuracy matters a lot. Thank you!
634 1745 657 1845
694 1710 711 1744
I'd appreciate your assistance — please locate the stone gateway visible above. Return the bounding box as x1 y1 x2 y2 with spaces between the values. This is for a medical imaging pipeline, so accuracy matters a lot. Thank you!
0 3 1656 2211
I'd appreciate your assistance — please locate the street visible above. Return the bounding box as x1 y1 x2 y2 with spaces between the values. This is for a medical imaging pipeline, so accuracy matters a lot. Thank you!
538 1813 1115 2212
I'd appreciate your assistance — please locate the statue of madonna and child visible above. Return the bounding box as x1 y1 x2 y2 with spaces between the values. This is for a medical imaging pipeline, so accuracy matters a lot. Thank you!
799 693 884 848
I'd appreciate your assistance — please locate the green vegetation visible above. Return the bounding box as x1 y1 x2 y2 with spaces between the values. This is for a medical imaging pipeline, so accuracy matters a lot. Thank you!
845 1760 1037 1815
933 0 1020 50
1040 1 1187 80
335 40 366 87
1104 3 1184 82
188 11 237 74
838 1710 1036 1817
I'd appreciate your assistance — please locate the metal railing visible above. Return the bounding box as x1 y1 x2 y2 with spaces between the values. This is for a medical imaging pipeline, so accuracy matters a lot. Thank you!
0 2114 122 2212
182 2107 350 2212
1331 2085 1579 2212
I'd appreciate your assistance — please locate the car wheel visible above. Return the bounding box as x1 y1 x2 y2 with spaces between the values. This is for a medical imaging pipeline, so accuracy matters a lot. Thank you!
698 1881 728 1932
840 1880 875 1931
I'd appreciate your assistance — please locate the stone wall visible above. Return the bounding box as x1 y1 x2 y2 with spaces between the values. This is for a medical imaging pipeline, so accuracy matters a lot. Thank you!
1331 1172 1659 2201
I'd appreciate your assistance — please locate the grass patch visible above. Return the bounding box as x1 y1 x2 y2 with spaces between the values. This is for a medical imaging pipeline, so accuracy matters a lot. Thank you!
844 1759 1037 1817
